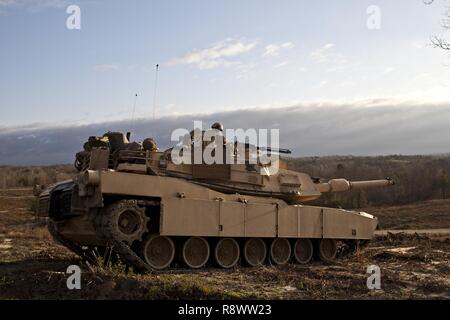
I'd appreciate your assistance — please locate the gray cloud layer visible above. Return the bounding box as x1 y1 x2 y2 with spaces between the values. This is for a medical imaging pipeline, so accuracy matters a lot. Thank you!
1 101 450 165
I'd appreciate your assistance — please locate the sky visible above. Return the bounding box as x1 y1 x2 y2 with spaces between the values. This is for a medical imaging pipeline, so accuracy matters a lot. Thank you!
0 0 450 164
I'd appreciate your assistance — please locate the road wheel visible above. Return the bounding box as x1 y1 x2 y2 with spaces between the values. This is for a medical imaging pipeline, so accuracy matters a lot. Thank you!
318 239 337 262
214 238 240 269
270 238 291 265
293 239 313 264
181 237 210 269
141 235 175 270
243 238 266 267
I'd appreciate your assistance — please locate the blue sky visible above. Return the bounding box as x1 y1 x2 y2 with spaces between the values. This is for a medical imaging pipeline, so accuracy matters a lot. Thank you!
0 0 449 128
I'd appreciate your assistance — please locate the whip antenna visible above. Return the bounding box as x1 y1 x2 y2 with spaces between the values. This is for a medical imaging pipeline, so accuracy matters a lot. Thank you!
152 64 159 121
130 93 138 134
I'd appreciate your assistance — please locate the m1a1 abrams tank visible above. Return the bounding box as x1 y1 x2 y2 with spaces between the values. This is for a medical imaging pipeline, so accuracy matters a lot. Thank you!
37 128 394 271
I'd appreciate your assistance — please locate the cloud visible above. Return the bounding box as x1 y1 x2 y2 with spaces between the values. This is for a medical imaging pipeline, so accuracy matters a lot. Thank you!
93 64 120 72
311 43 334 62
234 62 257 80
167 38 258 70
263 42 295 57
311 43 347 67
274 61 289 68
382 67 394 74
1 100 450 165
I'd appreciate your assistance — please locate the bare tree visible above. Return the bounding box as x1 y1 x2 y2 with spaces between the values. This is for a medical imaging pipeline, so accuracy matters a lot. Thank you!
425 0 450 51
436 169 449 199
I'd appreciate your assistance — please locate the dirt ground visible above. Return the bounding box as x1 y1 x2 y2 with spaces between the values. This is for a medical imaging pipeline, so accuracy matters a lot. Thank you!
0 189 449 300
363 199 450 230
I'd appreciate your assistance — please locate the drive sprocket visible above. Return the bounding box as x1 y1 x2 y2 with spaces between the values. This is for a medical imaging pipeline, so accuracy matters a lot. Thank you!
99 200 150 245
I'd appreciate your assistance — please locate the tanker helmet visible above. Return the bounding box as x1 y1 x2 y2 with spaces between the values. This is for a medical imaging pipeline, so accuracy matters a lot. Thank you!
143 138 158 151
211 122 224 132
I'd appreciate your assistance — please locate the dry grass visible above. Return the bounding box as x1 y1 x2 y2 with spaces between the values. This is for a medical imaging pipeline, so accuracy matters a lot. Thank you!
363 199 450 230
0 188 449 300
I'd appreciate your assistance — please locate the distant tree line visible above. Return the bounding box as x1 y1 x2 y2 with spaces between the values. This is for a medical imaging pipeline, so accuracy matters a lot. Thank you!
0 165 75 189
286 154 450 209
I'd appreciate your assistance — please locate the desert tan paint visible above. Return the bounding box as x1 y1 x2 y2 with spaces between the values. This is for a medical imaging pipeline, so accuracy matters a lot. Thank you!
99 171 377 240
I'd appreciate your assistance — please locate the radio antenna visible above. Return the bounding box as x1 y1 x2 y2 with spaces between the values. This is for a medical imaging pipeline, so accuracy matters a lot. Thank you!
152 64 159 121
130 93 138 134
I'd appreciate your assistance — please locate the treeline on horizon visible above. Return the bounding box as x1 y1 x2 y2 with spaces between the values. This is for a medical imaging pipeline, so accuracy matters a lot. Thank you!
287 154 450 208
0 165 75 190
0 154 449 209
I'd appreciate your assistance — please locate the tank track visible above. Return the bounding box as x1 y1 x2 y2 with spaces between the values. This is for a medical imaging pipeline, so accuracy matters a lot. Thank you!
94 212 153 272
48 218 152 272
48 220 97 264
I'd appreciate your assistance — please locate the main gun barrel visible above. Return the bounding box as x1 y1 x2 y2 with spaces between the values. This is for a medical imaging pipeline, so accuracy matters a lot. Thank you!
240 142 292 154
316 178 394 193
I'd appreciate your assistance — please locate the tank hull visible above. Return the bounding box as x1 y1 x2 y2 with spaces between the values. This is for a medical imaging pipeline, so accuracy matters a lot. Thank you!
100 171 377 240
41 170 378 270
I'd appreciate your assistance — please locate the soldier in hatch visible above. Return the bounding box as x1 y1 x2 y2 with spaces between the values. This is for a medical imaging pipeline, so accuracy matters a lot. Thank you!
143 138 158 152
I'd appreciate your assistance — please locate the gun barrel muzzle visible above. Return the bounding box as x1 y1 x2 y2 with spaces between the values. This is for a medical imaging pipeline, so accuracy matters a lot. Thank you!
350 178 395 190
317 178 395 193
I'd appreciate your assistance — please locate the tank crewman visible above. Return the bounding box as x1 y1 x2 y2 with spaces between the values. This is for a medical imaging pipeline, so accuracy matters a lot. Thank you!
209 122 234 164
210 122 227 145
184 123 228 162
187 122 224 145
143 138 158 152
211 122 224 132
